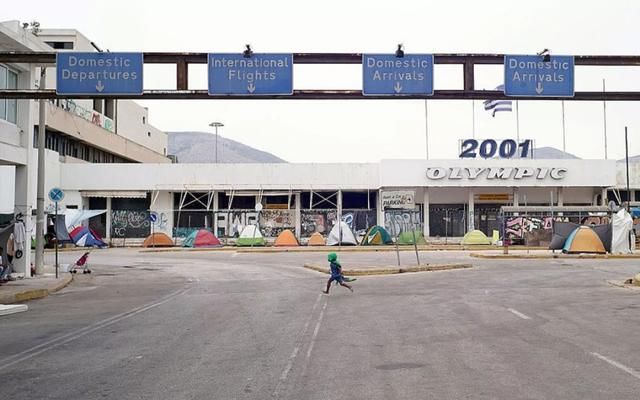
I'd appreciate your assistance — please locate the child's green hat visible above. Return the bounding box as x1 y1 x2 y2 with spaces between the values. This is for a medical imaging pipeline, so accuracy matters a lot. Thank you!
327 252 337 262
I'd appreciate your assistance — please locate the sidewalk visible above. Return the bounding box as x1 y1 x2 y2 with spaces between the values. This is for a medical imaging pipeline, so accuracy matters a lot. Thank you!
0 266 73 305
470 250 640 259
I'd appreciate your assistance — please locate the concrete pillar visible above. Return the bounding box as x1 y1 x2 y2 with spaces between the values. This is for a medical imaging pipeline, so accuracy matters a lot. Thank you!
377 190 385 228
601 188 608 206
294 193 301 239
423 188 430 238
13 165 32 277
337 190 343 222
468 189 475 232
513 187 519 207
631 190 637 203
105 197 112 240
213 191 219 236
557 187 564 207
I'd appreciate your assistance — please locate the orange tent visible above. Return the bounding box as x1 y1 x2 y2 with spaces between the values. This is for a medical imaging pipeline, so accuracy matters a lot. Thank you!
307 232 326 246
274 229 300 247
142 232 174 247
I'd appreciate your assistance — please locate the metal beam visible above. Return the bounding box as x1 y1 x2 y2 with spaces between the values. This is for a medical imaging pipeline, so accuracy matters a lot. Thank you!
3 89 640 100
2 51 640 66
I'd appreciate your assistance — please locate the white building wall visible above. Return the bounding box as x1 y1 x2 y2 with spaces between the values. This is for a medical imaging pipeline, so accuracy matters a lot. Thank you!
149 192 173 236
116 101 168 156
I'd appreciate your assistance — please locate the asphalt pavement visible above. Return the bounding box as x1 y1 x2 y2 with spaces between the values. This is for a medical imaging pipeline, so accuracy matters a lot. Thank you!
0 248 639 400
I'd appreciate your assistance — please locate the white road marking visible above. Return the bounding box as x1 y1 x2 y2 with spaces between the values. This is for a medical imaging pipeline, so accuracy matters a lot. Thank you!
306 301 328 360
592 352 640 380
276 293 322 387
0 287 190 371
507 308 531 320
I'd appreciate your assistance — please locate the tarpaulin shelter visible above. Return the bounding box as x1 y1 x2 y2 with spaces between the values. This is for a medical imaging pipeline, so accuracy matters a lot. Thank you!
611 209 634 254
397 230 427 245
307 232 326 246
64 209 107 230
462 230 491 245
183 229 222 248
237 225 265 247
142 232 174 247
274 229 300 246
69 226 107 248
327 221 357 246
360 226 393 245
562 226 606 254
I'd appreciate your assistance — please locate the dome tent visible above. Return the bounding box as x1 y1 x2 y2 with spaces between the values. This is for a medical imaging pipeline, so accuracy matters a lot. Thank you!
274 229 300 246
183 229 222 248
142 232 173 247
361 226 393 245
237 225 265 247
326 221 357 246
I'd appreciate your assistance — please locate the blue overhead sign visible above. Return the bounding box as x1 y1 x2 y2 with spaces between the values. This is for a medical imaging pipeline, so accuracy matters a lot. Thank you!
362 54 434 96
504 55 575 97
56 52 143 95
208 53 293 95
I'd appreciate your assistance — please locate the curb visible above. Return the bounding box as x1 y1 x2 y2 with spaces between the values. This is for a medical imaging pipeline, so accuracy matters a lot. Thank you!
0 274 74 304
303 263 472 276
470 253 640 260
139 245 545 254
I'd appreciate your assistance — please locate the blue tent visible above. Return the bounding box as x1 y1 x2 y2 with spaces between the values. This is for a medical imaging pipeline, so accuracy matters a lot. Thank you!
70 226 107 248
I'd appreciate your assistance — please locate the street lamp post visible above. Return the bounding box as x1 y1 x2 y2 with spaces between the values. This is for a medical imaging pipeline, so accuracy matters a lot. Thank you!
209 122 224 163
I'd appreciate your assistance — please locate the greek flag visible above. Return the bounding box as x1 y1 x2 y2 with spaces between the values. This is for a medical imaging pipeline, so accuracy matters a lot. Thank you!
483 85 512 117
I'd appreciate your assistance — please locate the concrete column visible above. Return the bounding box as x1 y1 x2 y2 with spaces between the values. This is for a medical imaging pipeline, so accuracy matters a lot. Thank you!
337 190 343 221
513 188 519 207
294 193 301 239
13 165 32 277
601 188 608 206
423 188 430 238
631 190 637 203
377 190 385 228
105 197 112 240
468 189 475 232
213 191 219 236
557 187 564 207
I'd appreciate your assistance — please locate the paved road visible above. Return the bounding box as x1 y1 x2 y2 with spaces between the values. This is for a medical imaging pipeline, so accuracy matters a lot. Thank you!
1 249 639 399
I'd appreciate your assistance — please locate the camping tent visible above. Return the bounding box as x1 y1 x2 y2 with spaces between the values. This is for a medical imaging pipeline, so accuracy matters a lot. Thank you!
462 230 492 245
326 221 357 246
237 225 265 247
397 230 427 245
51 215 73 244
563 226 606 254
142 232 174 247
361 226 393 245
274 229 299 246
69 226 107 248
307 232 326 246
612 209 634 254
64 209 107 230
183 229 222 248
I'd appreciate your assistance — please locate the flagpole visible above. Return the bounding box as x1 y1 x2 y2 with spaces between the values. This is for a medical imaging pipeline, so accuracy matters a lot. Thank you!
424 100 429 160
472 100 476 139
515 100 520 144
603 78 608 160
561 100 566 153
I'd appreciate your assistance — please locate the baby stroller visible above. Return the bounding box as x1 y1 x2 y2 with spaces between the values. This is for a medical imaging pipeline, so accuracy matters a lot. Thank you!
70 251 92 274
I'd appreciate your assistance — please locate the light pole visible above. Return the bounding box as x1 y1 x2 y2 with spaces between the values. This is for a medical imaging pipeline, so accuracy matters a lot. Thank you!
209 122 224 163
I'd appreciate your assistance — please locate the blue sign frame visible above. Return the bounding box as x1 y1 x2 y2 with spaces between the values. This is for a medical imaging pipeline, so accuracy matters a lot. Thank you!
48 187 65 202
208 53 294 96
504 55 575 97
56 52 144 95
362 54 434 96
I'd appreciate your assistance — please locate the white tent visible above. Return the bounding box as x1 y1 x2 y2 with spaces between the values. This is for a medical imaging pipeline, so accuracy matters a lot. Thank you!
611 208 635 254
64 209 107 230
237 225 265 246
327 221 357 246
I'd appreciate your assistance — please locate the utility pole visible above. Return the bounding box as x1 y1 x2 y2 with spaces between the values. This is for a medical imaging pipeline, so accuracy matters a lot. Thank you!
35 66 46 275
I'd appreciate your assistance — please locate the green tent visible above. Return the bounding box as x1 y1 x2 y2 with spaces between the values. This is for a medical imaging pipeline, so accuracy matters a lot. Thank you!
361 226 393 245
236 225 266 247
397 230 427 245
462 230 492 245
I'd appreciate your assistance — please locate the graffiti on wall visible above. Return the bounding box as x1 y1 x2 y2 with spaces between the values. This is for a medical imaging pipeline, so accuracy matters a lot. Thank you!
259 209 295 237
384 210 422 236
341 210 377 236
301 210 337 237
505 216 554 239
216 211 259 238
111 210 150 238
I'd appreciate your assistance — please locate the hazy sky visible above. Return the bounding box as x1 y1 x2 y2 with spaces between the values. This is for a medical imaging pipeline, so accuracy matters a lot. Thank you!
7 0 640 162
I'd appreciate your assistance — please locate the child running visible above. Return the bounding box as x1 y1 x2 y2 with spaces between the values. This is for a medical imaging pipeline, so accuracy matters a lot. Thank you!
323 252 353 294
